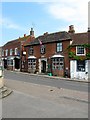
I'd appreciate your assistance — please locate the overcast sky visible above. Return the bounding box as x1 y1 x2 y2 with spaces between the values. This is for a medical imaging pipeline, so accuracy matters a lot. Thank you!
0 0 89 46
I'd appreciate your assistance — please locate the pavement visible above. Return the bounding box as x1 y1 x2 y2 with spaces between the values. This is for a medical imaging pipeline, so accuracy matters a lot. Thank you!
10 70 89 83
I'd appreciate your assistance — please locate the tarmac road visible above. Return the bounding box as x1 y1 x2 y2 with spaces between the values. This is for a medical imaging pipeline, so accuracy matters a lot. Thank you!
4 70 88 92
2 79 88 118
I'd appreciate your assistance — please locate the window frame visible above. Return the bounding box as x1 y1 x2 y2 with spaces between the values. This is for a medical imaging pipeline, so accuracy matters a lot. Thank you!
2 50 4 56
56 42 63 52
76 46 86 56
40 45 45 54
77 60 85 72
5 49 8 56
52 57 64 70
7 59 13 66
15 48 18 55
29 46 34 55
10 49 13 56
28 59 36 69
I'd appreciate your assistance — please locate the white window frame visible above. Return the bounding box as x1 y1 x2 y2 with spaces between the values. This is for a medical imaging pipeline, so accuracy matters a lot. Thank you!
15 48 18 55
52 58 64 70
40 45 45 54
76 46 86 56
57 42 62 52
28 59 36 69
5 49 8 56
2 50 4 56
10 49 13 56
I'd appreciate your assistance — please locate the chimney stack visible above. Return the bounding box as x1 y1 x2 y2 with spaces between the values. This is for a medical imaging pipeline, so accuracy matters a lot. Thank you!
24 34 26 37
68 25 75 33
30 28 34 37
43 32 48 36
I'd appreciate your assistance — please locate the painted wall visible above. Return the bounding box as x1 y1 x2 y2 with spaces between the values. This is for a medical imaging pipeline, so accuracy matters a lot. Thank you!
70 60 88 80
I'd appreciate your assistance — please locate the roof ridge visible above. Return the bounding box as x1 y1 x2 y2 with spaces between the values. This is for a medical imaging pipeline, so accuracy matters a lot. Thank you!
37 31 68 39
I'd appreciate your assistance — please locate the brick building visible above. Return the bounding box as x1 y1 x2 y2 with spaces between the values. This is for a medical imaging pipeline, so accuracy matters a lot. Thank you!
23 26 74 77
2 28 35 71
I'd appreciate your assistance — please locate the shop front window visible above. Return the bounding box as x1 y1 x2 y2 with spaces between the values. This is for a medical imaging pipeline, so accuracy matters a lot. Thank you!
77 60 85 72
7 59 13 66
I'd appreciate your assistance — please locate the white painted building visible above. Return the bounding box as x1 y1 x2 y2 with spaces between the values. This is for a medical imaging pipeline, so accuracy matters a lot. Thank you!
70 60 89 80
70 32 90 81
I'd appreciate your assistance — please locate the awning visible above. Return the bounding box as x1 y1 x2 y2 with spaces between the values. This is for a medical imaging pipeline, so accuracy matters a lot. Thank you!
28 56 36 59
51 54 64 58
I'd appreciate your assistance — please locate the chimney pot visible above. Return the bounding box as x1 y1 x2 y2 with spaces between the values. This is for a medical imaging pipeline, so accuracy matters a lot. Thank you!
68 25 75 33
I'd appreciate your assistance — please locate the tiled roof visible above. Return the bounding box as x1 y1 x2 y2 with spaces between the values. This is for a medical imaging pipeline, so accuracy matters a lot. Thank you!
3 35 30 47
71 32 88 45
25 31 71 46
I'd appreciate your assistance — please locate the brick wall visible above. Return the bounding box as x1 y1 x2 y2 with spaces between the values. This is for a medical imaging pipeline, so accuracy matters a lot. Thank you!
25 40 70 77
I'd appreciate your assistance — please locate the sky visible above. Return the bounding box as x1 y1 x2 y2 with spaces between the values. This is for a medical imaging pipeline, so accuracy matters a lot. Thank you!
0 0 89 46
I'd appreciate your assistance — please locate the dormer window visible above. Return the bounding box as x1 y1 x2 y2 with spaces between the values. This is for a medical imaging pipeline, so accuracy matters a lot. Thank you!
57 42 62 52
76 46 85 56
40 45 45 54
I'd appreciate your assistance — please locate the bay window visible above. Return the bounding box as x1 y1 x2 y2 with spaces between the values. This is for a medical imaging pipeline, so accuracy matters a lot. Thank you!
52 58 64 70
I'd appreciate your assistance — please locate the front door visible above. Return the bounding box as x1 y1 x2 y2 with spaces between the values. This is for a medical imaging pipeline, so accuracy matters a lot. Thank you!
15 58 20 69
4 59 7 69
41 60 46 73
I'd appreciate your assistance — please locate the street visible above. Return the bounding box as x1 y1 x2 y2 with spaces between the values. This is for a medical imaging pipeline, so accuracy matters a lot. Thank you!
4 70 88 92
3 78 88 118
1 70 88 118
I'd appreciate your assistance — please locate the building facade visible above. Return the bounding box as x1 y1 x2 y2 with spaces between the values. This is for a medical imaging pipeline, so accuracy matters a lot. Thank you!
2 28 35 71
69 32 90 80
24 30 72 77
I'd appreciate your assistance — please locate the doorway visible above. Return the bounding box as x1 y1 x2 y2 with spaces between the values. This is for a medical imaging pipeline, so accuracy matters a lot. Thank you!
15 58 20 69
41 60 46 73
4 59 7 69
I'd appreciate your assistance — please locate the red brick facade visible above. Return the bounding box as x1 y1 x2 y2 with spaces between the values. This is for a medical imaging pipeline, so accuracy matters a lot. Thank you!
2 28 35 71
24 31 71 77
